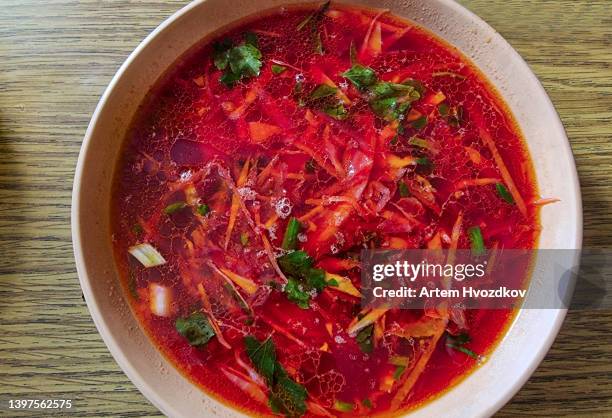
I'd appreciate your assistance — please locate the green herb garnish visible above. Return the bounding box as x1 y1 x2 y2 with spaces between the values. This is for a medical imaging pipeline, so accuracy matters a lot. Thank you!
196 203 210 216
281 217 301 251
175 312 215 346
369 81 420 121
468 226 485 255
355 324 374 353
164 201 187 214
342 64 377 90
323 104 348 120
277 250 327 308
393 365 407 380
446 332 479 360
214 39 263 87
245 31 258 47
245 336 308 417
284 278 311 309
362 399 373 409
495 183 514 204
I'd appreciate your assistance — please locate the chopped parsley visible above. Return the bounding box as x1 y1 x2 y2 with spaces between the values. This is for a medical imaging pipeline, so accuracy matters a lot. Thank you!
175 312 215 346
213 37 263 87
355 323 374 353
342 64 377 90
310 84 337 100
245 336 308 417
277 250 327 308
281 217 301 251
196 203 210 216
468 226 485 255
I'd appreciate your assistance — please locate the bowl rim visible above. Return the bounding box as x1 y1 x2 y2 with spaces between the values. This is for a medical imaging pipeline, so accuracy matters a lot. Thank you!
72 0 583 417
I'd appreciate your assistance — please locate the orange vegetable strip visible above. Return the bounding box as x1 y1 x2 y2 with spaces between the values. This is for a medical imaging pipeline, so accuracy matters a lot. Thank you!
390 318 447 410
299 206 324 222
259 315 308 348
359 9 388 56
220 367 268 405
218 267 259 296
479 128 528 216
196 283 231 349
224 158 251 249
306 400 335 417
256 154 279 186
293 141 339 178
347 307 389 335
454 177 500 190
532 197 560 207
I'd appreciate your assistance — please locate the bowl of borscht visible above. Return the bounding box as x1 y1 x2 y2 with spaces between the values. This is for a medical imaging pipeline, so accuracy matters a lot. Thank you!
72 0 582 417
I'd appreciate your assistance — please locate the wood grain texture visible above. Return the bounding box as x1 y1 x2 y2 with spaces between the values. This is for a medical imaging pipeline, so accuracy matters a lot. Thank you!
0 0 610 416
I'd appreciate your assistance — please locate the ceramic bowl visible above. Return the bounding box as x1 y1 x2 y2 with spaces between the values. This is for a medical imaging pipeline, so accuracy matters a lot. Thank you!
72 1 582 416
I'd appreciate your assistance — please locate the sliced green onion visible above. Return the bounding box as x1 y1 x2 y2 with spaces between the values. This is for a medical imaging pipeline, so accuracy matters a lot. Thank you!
468 226 485 255
281 217 301 250
448 344 479 359
164 201 187 214
333 400 354 412
128 243 166 267
496 183 515 204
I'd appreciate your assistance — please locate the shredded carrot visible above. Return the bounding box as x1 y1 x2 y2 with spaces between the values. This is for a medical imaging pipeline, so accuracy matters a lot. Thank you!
249 121 282 143
224 158 251 249
426 91 446 105
464 146 483 164
228 87 259 119
479 128 528 216
390 318 447 410
387 154 416 169
427 232 442 249
306 400 335 417
294 141 339 179
219 267 259 296
449 211 463 251
220 367 268 405
197 283 231 349
325 272 361 297
532 197 560 207
405 108 422 122
260 315 308 348
368 22 382 55
299 205 324 222
348 307 388 335
455 178 500 190
359 9 388 58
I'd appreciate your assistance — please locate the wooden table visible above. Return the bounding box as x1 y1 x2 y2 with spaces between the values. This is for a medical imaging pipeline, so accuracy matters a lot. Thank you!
1 0 610 416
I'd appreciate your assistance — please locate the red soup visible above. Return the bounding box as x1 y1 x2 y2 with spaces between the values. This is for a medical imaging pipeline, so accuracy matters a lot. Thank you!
112 3 540 417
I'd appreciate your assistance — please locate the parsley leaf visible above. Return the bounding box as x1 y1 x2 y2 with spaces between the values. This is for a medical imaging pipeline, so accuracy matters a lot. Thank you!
164 201 187 214
277 250 327 308
355 324 374 353
284 278 311 309
175 312 215 346
245 336 308 417
342 64 377 90
369 82 421 121
214 40 263 87
323 104 348 120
